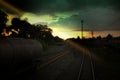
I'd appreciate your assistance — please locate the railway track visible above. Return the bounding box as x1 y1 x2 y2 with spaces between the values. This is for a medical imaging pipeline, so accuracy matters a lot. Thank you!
77 54 95 80
38 50 70 69
15 43 96 80
16 49 70 74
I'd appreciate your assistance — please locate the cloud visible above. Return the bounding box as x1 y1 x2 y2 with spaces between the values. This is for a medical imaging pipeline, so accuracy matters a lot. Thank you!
49 7 120 31
4 0 120 14
3 0 120 31
5 0 70 14
21 13 53 24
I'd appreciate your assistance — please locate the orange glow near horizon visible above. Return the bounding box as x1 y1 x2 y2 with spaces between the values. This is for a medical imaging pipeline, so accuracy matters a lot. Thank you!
50 27 120 39
50 27 90 39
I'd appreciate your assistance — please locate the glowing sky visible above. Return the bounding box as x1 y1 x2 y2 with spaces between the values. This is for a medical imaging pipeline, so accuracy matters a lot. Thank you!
0 0 120 39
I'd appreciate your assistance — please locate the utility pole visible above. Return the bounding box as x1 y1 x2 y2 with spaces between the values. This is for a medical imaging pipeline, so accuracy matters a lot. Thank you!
91 30 94 38
81 20 84 39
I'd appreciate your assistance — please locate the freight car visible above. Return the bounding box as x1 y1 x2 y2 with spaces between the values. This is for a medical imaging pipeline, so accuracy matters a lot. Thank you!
0 38 42 78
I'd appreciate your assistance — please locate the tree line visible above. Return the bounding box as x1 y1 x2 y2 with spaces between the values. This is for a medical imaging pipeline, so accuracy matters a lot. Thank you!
0 10 54 41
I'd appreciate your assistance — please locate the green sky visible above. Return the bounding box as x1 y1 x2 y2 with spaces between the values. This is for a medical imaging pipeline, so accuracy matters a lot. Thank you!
1 0 120 38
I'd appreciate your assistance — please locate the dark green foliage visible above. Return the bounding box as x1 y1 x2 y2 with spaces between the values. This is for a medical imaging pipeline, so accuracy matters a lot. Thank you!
0 9 54 42
0 10 8 37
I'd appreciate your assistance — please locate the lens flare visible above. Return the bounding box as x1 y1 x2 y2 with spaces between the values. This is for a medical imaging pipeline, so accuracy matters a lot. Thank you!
0 0 24 16
66 40 103 63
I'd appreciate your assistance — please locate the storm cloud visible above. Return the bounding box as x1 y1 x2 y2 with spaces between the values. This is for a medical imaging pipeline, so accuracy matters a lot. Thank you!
4 0 120 13
3 0 120 31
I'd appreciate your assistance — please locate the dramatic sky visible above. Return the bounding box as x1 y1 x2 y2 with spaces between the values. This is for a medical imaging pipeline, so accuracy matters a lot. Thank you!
0 0 120 39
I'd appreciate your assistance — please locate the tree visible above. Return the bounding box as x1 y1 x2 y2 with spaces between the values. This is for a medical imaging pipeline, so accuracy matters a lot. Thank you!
10 18 53 40
106 34 113 40
96 35 102 40
10 18 32 38
0 10 8 37
0 10 54 41
30 24 53 40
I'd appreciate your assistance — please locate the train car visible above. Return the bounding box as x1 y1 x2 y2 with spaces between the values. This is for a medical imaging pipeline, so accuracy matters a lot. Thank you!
0 38 43 78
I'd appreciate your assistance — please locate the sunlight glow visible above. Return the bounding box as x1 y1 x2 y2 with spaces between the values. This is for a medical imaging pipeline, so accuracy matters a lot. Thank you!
50 26 120 39
6 14 17 25
50 27 90 39
1 29 12 36
1 29 19 37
